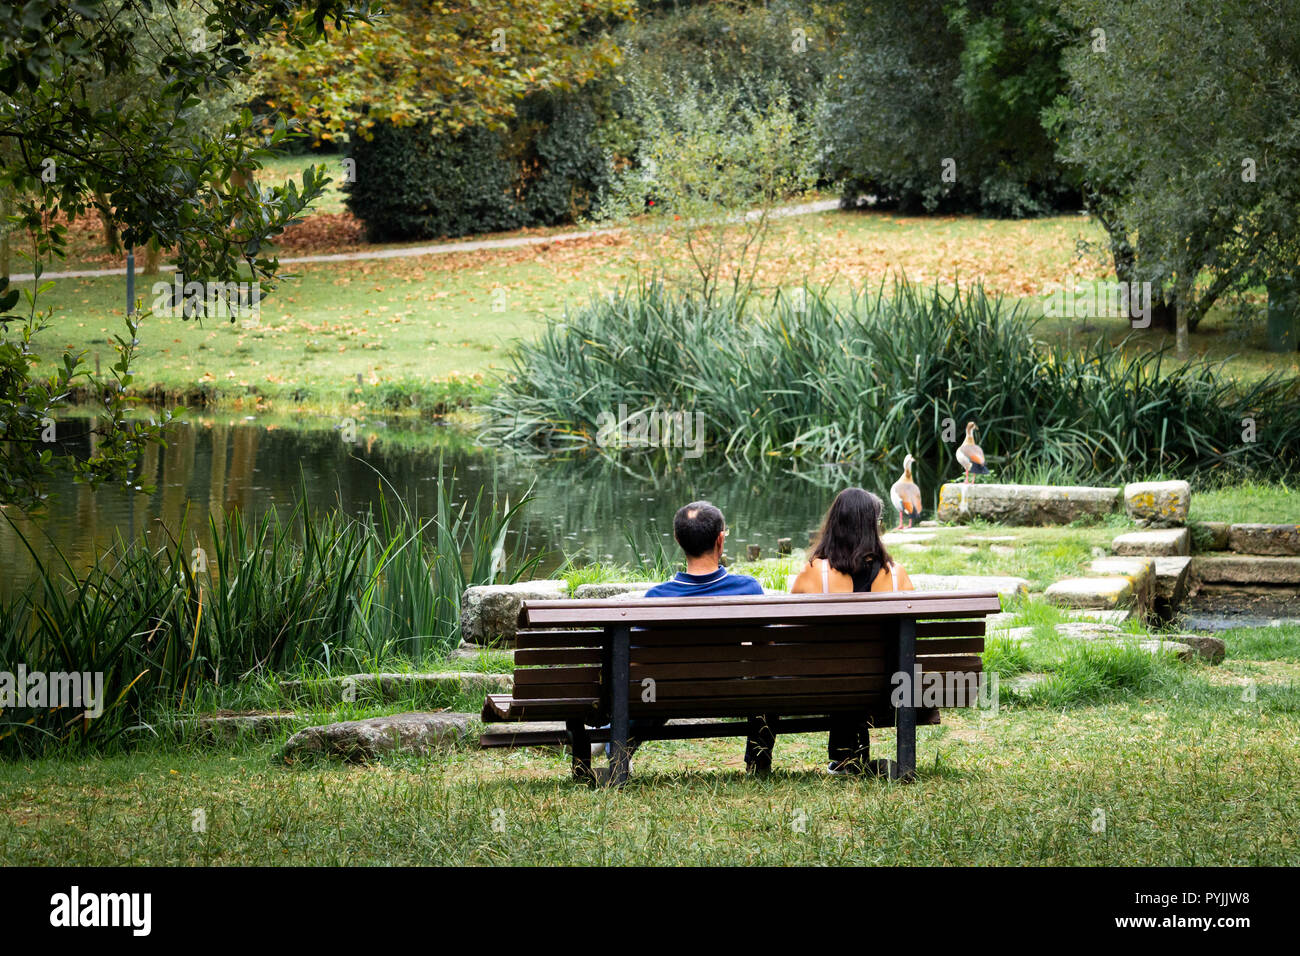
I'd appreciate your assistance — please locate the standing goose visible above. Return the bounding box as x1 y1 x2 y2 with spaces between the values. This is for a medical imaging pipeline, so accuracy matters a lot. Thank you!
956 421 989 484
890 453 923 530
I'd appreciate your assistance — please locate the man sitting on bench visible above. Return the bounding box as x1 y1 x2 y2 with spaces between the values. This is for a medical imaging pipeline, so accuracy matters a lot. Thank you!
602 501 773 774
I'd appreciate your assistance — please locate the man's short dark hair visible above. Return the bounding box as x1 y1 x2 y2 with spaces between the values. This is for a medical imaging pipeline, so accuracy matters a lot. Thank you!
673 500 725 558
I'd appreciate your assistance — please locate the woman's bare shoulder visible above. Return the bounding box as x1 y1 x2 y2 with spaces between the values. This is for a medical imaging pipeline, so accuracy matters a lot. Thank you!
872 560 915 592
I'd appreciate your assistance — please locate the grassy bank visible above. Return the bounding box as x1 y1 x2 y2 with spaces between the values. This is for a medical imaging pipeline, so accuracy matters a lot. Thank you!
2 617 1295 865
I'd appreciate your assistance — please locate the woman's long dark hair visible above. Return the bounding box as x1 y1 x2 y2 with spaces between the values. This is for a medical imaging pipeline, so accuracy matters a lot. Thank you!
810 487 893 577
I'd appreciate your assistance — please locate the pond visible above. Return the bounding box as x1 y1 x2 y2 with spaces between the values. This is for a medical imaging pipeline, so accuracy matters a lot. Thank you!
1 415 888 596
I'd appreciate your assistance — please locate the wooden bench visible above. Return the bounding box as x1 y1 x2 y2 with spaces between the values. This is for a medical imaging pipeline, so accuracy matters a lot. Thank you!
480 590 1001 785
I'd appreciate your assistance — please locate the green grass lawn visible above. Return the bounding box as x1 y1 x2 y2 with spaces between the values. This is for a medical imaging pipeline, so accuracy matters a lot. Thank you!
18 202 1299 415
3 618 1295 865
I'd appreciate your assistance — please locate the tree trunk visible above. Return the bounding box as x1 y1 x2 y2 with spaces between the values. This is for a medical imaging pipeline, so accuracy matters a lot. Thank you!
143 237 161 276
1174 276 1193 358
95 190 120 254
0 191 10 279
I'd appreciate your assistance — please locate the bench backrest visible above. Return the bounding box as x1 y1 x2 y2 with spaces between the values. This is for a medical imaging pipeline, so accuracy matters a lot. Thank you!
511 591 1000 720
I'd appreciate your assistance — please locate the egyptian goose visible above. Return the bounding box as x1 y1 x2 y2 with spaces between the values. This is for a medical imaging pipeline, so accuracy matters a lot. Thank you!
956 421 989 484
890 453 923 530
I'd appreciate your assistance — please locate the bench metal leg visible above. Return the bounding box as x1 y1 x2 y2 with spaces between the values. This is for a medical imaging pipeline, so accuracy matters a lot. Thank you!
608 626 632 786
893 616 917 782
567 719 593 784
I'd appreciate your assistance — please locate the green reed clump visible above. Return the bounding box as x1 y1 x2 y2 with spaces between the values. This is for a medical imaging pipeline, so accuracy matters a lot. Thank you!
486 277 1300 486
0 471 534 756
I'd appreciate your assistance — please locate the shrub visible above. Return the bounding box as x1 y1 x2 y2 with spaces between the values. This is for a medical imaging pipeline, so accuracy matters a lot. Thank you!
346 87 614 241
346 121 522 242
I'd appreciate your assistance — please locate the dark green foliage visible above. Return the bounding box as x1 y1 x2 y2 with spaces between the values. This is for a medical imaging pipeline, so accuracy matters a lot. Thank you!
346 122 523 242
1052 0 1300 335
820 0 1078 215
516 91 614 226
346 88 613 241
486 279 1300 485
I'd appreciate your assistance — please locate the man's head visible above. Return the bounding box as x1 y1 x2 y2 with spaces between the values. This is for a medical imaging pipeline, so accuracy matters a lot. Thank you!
673 500 726 559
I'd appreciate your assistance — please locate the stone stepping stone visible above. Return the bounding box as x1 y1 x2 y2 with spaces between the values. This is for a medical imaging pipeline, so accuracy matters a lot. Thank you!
997 627 1037 644
278 672 512 704
1139 639 1195 663
1045 576 1133 610
1190 522 1230 551
881 531 936 545
1089 556 1155 615
1112 527 1190 557
460 580 568 646
196 712 299 741
282 712 475 762
1006 672 1049 695
1068 608 1133 624
937 482 1121 525
910 574 1029 599
1191 555 1300 586
572 581 658 599
1165 635 1226 664
1054 622 1125 640
1154 557 1192 607
1226 524 1300 557
1124 480 1190 527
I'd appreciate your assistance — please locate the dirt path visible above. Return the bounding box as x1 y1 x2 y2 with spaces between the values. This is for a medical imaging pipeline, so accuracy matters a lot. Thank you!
9 199 840 282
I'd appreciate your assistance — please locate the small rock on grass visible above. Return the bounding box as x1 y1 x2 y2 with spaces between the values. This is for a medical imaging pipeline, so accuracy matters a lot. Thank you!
282 712 476 762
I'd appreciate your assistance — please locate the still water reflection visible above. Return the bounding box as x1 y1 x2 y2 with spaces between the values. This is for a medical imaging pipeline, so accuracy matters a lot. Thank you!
2 417 894 594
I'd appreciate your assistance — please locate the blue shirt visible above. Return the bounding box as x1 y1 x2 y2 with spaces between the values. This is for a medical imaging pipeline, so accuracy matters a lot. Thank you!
645 567 764 597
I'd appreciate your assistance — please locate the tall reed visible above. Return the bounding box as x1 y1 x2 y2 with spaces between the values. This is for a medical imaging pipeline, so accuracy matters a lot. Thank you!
0 469 535 756
485 277 1300 488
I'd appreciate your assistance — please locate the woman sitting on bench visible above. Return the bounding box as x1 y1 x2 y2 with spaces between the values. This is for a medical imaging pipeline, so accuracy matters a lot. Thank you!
791 487 914 775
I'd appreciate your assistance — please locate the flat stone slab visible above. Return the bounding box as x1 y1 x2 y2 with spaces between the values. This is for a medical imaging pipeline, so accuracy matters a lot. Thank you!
881 531 936 545
1154 556 1192 604
1165 634 1226 664
572 581 659 599
197 712 299 741
937 483 1120 526
1068 608 1133 624
1089 556 1155 614
1055 622 1125 640
1006 673 1049 695
1227 524 1300 556
1139 639 1195 663
1191 555 1300 586
910 574 1029 599
461 580 568 646
282 712 476 762
1045 576 1134 610
1190 522 1230 552
1124 480 1191 527
1113 527 1190 557
279 672 512 703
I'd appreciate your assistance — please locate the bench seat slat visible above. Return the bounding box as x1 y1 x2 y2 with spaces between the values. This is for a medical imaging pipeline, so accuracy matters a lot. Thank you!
626 641 886 664
629 657 885 680
513 665 601 685
918 655 984 672
917 620 987 639
519 591 1002 628
514 629 604 649
631 674 888 699
514 648 602 666
915 637 985 655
